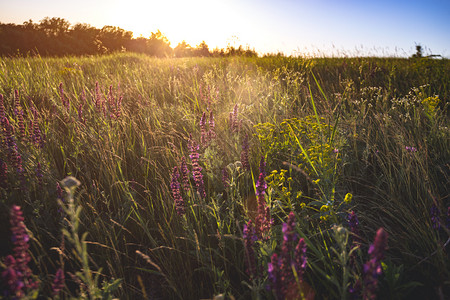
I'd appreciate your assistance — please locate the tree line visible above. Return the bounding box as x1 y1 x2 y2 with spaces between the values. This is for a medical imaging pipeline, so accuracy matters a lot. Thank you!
0 17 258 57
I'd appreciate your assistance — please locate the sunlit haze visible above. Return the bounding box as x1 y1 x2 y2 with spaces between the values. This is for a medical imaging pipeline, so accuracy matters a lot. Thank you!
1 0 449 57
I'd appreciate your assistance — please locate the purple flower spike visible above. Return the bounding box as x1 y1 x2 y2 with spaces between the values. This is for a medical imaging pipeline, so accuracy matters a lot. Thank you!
78 104 84 123
259 156 266 180
255 163 270 239
230 104 239 133
363 227 388 300
430 204 440 230
180 157 190 192
265 211 308 299
294 238 307 280
243 220 257 279
59 83 69 110
1 205 39 298
2 255 22 298
52 268 65 296
282 212 297 243
36 162 43 186
170 167 185 216
13 90 20 116
268 253 283 300
255 172 267 197
0 159 8 189
32 119 43 147
0 94 5 120
95 82 102 112
348 211 361 246
189 140 206 198
200 112 207 147
405 146 417 152
241 134 250 171
207 111 216 141
368 228 388 261
222 167 229 189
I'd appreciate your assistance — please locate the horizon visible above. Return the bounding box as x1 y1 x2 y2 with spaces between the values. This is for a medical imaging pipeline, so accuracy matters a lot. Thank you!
1 0 449 58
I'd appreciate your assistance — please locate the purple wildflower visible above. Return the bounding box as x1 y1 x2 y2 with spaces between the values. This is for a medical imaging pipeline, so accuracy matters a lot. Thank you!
348 211 361 246
333 148 339 153
180 157 190 192
222 167 229 189
36 162 43 186
279 212 297 296
95 82 102 112
52 268 65 296
78 104 84 123
259 156 266 178
56 182 64 200
430 204 440 230
59 83 69 110
293 238 307 280
28 119 34 143
189 140 206 198
405 146 417 152
170 167 185 216
282 212 297 244
32 118 43 147
200 112 208 147
268 253 283 300
1 205 39 297
255 158 271 239
4 119 21 169
230 104 239 133
16 109 26 139
107 86 115 118
363 228 388 300
207 111 216 141
255 172 270 239
0 159 7 189
2 255 22 298
79 89 86 106
266 212 308 299
115 95 122 118
255 172 267 198
240 134 250 171
243 220 258 279
14 89 20 116
0 94 5 120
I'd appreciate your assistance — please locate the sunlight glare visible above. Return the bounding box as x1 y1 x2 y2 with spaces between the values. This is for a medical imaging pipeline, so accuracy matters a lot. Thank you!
110 0 238 49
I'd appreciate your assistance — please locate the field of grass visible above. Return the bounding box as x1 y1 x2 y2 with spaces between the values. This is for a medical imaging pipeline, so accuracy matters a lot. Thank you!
0 53 449 299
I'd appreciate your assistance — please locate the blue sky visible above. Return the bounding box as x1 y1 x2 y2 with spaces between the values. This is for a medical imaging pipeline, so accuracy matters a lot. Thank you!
1 0 449 57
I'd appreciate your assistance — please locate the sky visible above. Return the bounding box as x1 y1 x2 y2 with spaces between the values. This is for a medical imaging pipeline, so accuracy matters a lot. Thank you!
1 0 449 57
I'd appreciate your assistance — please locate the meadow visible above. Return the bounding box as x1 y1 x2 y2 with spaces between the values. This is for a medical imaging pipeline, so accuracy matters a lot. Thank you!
0 53 449 299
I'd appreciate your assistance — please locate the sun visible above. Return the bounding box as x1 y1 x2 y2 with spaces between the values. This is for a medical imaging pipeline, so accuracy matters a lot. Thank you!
110 0 238 49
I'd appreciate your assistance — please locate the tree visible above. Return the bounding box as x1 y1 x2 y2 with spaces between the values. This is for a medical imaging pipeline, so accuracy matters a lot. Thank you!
147 30 172 57
193 41 210 57
38 17 70 37
69 23 101 54
174 40 192 57
97 25 133 52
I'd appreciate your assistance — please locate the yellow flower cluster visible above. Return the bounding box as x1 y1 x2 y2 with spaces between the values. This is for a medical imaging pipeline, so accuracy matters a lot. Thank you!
344 193 353 204
421 96 440 116
255 116 340 179
265 169 293 202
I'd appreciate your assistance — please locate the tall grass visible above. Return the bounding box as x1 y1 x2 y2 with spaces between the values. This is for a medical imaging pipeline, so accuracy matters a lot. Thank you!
0 52 448 299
